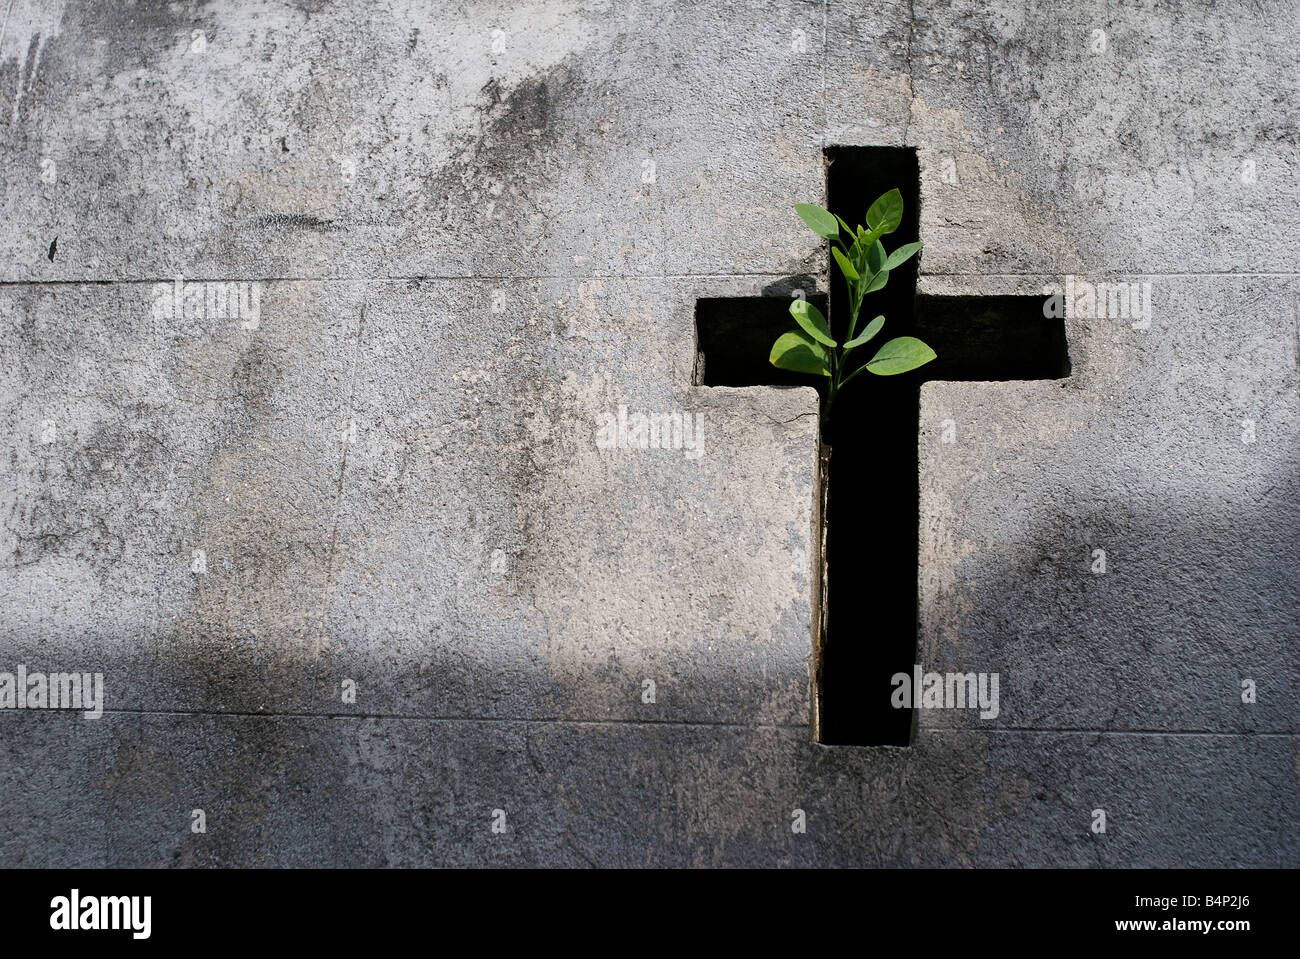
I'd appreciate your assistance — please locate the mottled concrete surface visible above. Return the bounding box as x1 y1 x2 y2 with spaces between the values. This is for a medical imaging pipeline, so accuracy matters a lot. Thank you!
1 0 1297 866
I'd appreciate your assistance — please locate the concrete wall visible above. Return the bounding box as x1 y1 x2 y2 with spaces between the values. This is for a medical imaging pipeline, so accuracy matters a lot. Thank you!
1 0 1296 865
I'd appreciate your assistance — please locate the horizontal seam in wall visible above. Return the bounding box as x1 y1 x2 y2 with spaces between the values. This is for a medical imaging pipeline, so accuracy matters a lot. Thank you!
0 271 1297 287
3 710 1292 736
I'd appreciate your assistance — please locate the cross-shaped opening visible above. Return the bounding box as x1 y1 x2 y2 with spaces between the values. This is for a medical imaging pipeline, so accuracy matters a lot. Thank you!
695 146 1071 746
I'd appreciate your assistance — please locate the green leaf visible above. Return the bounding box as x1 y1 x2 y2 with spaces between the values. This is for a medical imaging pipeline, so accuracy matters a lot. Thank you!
850 227 869 271
884 241 923 270
863 268 890 294
865 336 937 375
866 239 887 275
831 246 859 281
794 203 840 239
770 329 831 376
866 189 904 235
789 299 836 347
835 214 855 236
843 315 885 349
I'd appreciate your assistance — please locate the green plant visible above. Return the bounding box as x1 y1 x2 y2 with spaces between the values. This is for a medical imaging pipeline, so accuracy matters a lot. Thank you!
769 191 936 425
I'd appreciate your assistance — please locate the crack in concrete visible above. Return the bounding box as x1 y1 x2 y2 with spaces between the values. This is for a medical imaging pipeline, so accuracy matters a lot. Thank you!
903 0 917 145
765 410 819 427
316 303 367 655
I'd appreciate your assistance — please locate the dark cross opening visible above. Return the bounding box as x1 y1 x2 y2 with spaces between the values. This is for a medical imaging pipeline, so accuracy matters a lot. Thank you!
695 146 1070 746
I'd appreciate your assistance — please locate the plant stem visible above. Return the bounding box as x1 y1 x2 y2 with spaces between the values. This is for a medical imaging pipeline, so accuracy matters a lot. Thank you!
824 268 862 428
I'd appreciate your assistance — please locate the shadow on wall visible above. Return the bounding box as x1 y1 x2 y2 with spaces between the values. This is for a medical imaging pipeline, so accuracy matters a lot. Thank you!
918 484 1300 735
